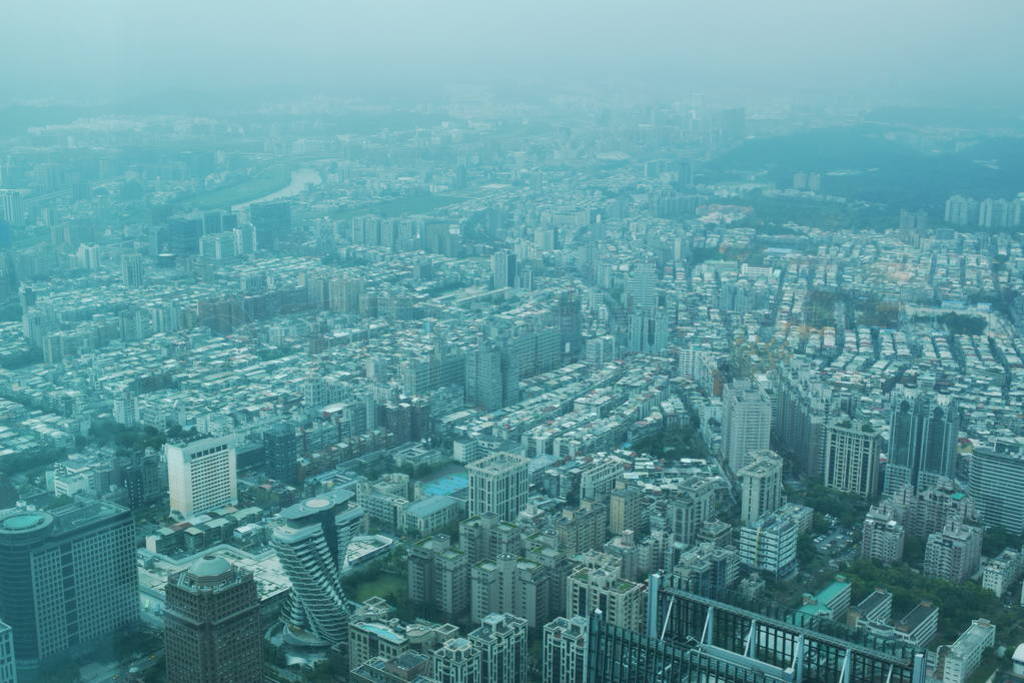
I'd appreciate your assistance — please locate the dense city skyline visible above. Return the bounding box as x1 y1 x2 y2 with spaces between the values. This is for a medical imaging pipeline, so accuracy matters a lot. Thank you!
1 3 1024 683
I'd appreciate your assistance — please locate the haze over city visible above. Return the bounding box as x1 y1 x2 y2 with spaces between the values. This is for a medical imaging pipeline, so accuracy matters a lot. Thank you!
3 0 1023 106
0 2 1023 683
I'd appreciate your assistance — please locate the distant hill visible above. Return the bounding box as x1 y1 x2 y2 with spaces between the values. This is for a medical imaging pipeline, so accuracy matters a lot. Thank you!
0 103 96 140
710 127 1024 210
864 106 1023 129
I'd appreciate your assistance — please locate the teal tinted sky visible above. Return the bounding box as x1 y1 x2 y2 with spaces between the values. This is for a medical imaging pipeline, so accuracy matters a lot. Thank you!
2 0 1021 106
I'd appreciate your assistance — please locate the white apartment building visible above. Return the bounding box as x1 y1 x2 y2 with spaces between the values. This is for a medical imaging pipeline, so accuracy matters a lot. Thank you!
166 435 238 519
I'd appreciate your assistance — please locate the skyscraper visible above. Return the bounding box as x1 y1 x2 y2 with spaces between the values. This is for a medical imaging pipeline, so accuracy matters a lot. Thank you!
432 637 481 683
625 307 669 354
0 620 14 683
465 343 519 411
608 480 644 536
557 290 583 361
121 253 144 288
979 198 1012 228
565 558 645 633
659 477 717 547
0 501 138 673
625 262 657 313
0 191 24 228
923 522 982 584
469 613 528 683
163 556 262 683
967 440 1024 534
163 217 203 255
470 555 552 627
408 535 470 620
468 452 529 522
887 387 959 493
738 510 799 579
271 492 354 649
774 358 834 476
721 379 771 472
249 201 291 249
944 195 979 226
736 449 784 525
166 436 238 519
490 250 517 289
542 615 588 683
823 419 881 498
263 422 298 484
861 505 905 566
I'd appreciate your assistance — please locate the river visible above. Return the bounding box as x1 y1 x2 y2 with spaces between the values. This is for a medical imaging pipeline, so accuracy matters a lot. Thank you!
232 167 322 211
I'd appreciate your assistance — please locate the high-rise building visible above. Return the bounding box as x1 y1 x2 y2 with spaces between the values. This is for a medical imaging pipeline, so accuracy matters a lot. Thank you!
565 557 645 633
738 509 798 579
774 358 834 476
490 250 517 289
658 477 717 547
465 343 519 411
249 201 291 249
271 493 354 648
469 613 527 683
736 449 783 524
0 191 24 228
924 522 982 584
625 307 669 354
968 440 1024 534
721 379 771 472
163 556 262 683
121 253 144 288
626 262 657 313
887 388 959 493
112 388 139 426
556 290 583 361
945 195 979 226
861 505 905 565
432 637 481 683
470 555 552 627
166 436 238 519
0 501 138 672
981 549 1022 599
607 480 644 536
668 543 740 600
541 615 587 683
468 452 528 522
263 422 298 484
823 419 881 498
0 620 14 683
459 513 522 565
408 535 470 620
163 217 203 255
979 198 1012 229
554 501 607 556
902 479 977 538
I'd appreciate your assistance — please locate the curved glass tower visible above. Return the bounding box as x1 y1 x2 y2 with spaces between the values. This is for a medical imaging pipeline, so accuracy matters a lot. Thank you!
270 490 360 648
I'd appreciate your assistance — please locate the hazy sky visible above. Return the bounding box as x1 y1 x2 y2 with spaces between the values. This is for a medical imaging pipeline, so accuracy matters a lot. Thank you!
3 0 1022 107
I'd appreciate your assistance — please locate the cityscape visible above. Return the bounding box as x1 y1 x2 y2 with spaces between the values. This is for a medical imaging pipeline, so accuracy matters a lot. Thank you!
1 2 1024 682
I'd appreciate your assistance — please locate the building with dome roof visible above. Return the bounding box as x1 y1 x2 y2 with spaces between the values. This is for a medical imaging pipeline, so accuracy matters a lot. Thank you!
163 555 262 683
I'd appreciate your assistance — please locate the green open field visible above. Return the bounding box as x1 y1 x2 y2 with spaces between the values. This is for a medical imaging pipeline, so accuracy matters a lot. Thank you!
350 573 406 603
332 194 465 220
173 167 292 211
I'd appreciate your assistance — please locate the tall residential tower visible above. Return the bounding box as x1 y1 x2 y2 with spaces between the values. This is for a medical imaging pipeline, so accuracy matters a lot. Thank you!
164 557 262 683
